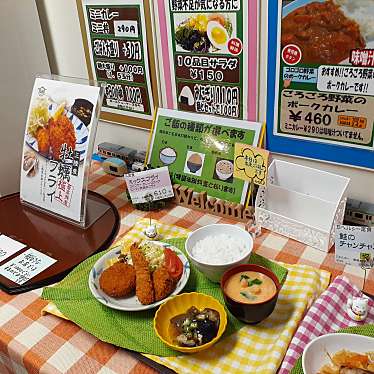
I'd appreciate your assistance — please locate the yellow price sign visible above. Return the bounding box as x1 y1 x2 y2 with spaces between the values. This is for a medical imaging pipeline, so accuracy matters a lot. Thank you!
234 143 269 186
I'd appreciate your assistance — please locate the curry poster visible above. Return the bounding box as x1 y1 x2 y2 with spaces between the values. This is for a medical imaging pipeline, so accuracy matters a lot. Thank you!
153 0 259 121
267 0 374 169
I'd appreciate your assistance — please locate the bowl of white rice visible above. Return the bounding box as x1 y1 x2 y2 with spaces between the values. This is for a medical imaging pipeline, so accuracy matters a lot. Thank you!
185 224 253 283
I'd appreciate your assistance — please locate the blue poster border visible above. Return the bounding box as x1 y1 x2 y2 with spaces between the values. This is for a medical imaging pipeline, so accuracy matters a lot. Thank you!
266 1 374 170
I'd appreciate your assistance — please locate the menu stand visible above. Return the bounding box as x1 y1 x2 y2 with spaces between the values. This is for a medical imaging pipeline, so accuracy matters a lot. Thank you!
0 191 119 294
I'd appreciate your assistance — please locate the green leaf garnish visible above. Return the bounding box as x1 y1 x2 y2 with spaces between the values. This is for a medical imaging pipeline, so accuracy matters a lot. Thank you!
240 291 256 300
240 274 250 281
248 278 262 287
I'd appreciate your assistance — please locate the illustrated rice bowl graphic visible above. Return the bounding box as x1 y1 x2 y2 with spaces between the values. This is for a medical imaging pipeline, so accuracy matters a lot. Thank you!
187 153 203 173
216 159 233 181
159 147 177 165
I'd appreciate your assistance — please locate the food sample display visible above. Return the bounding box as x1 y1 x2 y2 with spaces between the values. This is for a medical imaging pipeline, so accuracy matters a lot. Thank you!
99 241 184 305
318 350 374 374
281 1 365 64
191 233 248 265
223 271 277 304
99 262 136 298
169 306 220 347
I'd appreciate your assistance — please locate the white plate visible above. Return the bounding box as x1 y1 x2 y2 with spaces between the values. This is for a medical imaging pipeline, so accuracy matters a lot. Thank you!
302 333 374 374
26 102 89 162
88 241 190 311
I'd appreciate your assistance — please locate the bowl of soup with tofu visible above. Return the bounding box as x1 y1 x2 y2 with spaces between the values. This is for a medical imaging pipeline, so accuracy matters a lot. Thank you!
221 264 281 324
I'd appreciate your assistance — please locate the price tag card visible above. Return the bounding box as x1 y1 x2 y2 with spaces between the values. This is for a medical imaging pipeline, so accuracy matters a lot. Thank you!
124 166 174 204
335 225 374 267
0 248 57 285
234 143 269 186
0 235 26 263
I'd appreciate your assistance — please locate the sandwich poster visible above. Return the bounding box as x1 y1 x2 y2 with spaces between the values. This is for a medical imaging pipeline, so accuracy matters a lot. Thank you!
77 0 158 129
153 0 259 121
266 0 374 169
146 108 262 204
20 77 101 224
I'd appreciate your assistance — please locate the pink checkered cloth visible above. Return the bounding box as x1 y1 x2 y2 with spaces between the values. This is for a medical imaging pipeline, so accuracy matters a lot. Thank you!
279 275 374 374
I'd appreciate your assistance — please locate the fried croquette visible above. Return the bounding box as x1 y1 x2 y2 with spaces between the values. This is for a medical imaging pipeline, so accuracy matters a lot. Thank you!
130 243 155 305
99 262 136 298
152 266 176 301
36 127 50 155
49 115 76 160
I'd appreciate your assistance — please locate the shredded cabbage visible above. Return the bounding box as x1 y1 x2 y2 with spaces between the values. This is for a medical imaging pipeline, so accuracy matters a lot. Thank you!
139 242 165 271
28 98 49 137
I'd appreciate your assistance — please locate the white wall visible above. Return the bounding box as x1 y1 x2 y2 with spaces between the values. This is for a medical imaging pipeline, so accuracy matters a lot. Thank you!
0 0 50 195
36 0 373 203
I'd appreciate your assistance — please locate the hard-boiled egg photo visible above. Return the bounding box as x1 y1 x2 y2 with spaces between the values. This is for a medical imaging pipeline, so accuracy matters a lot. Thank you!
207 21 229 51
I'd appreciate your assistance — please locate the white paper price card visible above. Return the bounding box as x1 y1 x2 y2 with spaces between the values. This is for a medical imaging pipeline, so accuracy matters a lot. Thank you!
0 235 26 262
335 225 374 268
0 248 57 285
124 166 174 204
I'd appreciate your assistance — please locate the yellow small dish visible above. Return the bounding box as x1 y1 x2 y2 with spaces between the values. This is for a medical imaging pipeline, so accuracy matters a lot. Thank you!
154 292 227 353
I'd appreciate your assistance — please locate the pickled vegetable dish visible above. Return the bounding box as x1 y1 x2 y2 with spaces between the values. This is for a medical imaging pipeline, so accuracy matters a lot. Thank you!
169 306 220 347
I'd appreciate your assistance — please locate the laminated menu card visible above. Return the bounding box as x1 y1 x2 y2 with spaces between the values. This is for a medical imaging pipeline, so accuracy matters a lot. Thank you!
20 76 102 226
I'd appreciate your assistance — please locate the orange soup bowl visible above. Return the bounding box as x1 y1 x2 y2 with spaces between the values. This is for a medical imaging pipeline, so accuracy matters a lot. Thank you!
221 264 281 324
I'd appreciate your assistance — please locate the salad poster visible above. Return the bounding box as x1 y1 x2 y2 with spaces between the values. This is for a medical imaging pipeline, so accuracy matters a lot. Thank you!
20 77 101 224
267 0 374 169
153 0 258 120
147 108 263 204
78 0 157 129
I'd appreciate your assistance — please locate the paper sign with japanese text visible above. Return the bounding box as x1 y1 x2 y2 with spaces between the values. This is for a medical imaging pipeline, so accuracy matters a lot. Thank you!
266 0 374 169
0 248 57 285
233 143 269 186
0 235 26 263
124 166 174 204
20 76 102 226
335 225 374 268
146 108 263 204
77 0 158 129
153 0 259 121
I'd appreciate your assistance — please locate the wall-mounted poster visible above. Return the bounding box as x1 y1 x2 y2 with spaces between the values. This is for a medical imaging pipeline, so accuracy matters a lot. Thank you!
77 0 158 129
153 0 259 121
20 76 102 226
146 108 263 204
267 0 374 169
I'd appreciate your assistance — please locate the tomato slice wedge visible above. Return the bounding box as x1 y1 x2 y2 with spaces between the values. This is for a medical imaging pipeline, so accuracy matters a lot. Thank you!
164 248 183 280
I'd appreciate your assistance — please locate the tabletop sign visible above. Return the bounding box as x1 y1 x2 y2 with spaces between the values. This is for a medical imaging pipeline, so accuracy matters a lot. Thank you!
124 167 174 204
233 144 269 186
153 0 259 120
20 76 102 226
0 248 56 285
0 235 26 263
266 1 374 169
78 0 157 129
335 225 374 268
147 108 263 205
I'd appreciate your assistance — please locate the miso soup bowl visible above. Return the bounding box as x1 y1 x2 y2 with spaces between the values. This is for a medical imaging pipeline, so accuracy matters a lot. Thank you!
221 264 281 324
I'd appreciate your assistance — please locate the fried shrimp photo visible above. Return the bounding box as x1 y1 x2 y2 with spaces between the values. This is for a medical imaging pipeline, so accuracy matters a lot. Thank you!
99 262 136 298
130 243 155 305
152 266 176 301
